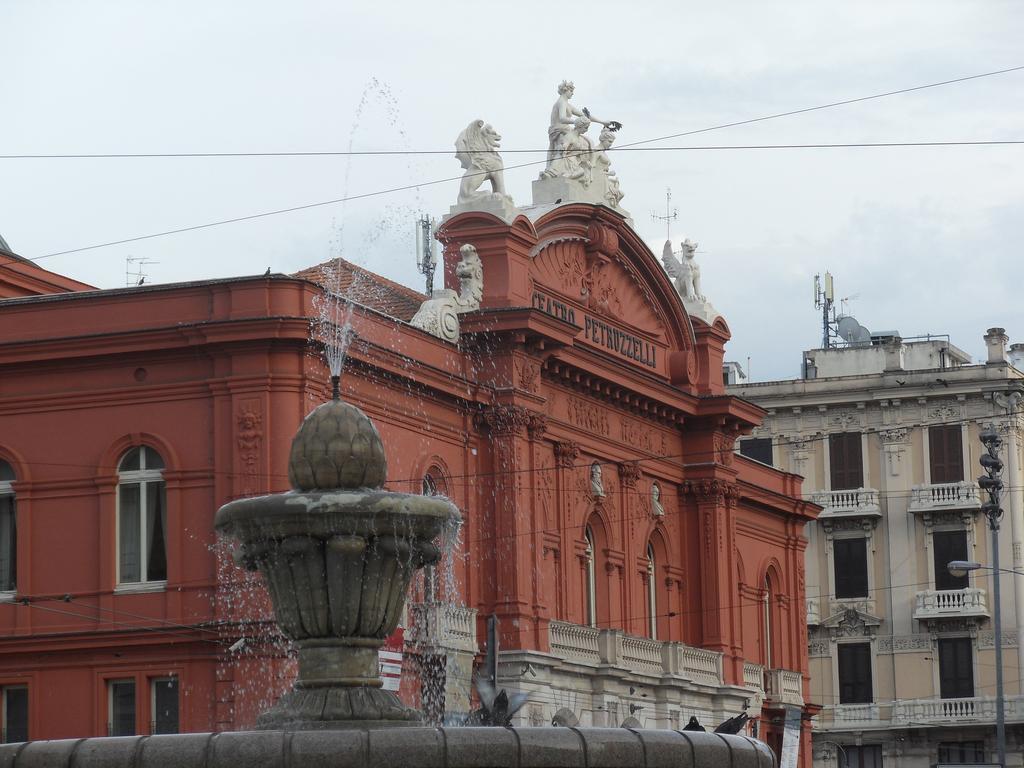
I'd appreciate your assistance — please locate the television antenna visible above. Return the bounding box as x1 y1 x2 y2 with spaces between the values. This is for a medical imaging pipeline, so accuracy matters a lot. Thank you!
650 187 678 241
126 255 158 286
414 215 437 295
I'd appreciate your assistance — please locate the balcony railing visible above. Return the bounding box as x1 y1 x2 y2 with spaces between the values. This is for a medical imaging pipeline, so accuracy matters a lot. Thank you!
810 488 881 517
406 603 478 653
743 662 765 693
913 588 989 621
909 481 980 513
894 695 1024 725
830 703 881 725
547 621 725 688
765 668 804 706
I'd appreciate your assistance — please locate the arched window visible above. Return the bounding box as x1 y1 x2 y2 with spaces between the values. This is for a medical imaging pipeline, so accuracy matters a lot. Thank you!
420 472 439 600
763 575 774 669
0 460 16 593
584 526 597 627
117 447 167 586
646 543 657 639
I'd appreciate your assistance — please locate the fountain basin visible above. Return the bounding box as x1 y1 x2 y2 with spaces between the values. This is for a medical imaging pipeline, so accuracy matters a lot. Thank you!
0 727 775 768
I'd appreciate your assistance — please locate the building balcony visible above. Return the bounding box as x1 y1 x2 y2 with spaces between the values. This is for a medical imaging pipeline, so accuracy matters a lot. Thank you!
893 695 1024 726
912 588 989 621
810 488 881 518
547 620 725 688
743 661 766 694
765 667 804 706
829 703 882 727
908 481 981 513
406 602 478 653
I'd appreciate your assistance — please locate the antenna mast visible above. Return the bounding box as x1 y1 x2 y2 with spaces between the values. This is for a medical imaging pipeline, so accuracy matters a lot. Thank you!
650 187 678 241
813 272 838 348
126 255 158 286
414 215 436 295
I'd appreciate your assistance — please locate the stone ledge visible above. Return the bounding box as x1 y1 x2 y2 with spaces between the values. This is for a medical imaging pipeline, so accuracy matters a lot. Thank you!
0 728 775 768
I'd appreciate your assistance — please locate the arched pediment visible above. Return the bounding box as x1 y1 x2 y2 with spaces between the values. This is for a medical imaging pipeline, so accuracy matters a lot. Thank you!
527 205 697 379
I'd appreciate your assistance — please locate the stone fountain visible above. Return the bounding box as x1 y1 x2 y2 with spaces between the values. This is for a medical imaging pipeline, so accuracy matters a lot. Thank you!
214 391 458 730
0 391 777 767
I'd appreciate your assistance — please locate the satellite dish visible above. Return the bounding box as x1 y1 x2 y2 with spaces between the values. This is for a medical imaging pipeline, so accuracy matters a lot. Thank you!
837 315 871 344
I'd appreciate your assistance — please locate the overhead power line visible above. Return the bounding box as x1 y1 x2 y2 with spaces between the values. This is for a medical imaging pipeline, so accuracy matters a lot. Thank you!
0 140 1020 160
4 63 1022 161
4 63 1019 263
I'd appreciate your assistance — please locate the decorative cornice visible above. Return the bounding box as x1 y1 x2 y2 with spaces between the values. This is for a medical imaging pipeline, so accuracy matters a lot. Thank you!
683 478 739 503
475 405 532 436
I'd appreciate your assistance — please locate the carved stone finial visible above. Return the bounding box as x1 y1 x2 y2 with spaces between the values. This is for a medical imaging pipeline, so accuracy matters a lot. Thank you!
410 244 483 342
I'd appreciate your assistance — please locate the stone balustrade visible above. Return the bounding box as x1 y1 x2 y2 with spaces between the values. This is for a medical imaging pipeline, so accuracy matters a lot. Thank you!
548 620 601 664
829 703 881 725
908 480 980 512
743 661 766 693
893 695 1024 725
810 487 881 517
407 603 479 653
912 588 989 620
547 621 725 687
765 668 804 706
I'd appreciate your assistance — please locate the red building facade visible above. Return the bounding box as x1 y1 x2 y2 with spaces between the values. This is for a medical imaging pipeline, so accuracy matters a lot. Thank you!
0 207 816 761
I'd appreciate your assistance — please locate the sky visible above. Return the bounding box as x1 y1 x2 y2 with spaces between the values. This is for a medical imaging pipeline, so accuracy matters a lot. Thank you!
1 1 1022 380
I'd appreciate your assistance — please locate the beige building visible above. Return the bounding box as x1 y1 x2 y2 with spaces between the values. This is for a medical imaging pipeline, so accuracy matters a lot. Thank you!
728 328 1024 768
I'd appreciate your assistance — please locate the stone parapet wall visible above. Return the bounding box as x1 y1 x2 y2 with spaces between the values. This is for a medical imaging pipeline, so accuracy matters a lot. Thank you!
0 728 774 768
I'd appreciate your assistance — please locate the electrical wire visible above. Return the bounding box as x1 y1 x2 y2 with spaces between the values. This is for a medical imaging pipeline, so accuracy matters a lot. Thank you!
0 140 1020 160
5 64 1020 262
4 64 1023 161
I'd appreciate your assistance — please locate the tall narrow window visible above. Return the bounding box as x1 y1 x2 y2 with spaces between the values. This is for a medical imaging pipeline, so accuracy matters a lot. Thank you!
646 543 657 640
763 577 773 669
837 643 873 703
1 686 27 743
584 526 597 628
117 447 167 585
929 425 964 484
933 530 969 591
0 461 16 593
833 538 869 598
829 432 864 490
108 679 136 736
938 638 974 698
151 677 179 734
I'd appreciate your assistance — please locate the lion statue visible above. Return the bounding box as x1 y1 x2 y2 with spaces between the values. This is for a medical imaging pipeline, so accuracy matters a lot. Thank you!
455 120 509 204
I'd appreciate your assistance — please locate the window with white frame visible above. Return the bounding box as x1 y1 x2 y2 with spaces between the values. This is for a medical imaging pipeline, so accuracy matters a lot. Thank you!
117 447 167 586
584 526 597 628
151 677 179 734
1 685 27 743
0 461 16 593
646 543 657 640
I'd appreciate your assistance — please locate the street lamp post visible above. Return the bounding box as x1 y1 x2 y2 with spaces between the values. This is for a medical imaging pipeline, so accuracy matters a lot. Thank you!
978 427 1005 767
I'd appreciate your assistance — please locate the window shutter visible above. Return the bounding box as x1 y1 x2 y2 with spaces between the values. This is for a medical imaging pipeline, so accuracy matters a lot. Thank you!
834 538 869 598
830 433 864 490
939 638 974 698
930 425 964 484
